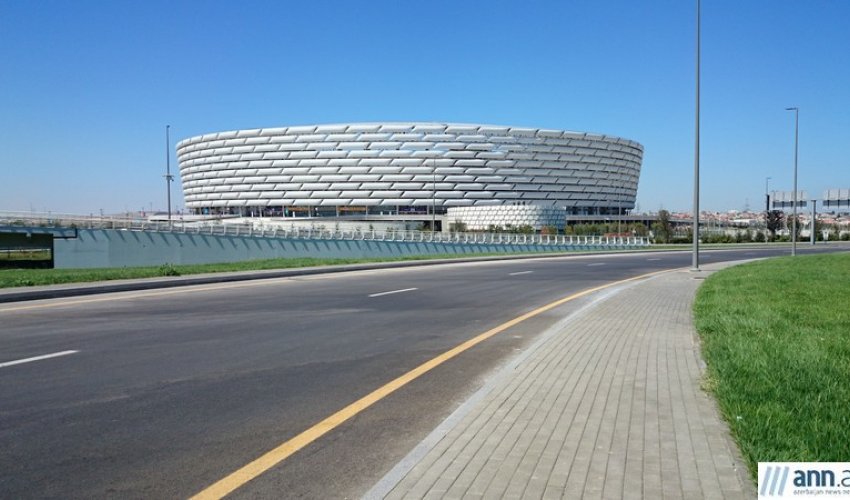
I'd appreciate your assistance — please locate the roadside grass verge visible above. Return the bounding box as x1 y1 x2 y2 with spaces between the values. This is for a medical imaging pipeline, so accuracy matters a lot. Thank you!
694 252 850 477
0 250 578 288
0 241 823 289
0 249 51 261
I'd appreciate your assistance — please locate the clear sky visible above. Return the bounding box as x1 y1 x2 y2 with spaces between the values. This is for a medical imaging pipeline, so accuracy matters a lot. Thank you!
1 0 847 214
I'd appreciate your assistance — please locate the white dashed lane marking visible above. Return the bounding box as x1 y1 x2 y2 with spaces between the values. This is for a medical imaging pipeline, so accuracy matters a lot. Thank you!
0 350 79 369
368 288 418 298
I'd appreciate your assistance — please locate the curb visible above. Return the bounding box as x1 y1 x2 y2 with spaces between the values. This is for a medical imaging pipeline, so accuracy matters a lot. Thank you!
5 244 840 304
0 251 596 303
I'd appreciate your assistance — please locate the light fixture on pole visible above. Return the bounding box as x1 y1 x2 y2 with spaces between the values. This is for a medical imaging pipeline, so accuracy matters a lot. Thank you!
430 145 447 235
765 176 771 235
432 154 437 235
617 188 622 235
765 176 771 213
785 107 799 256
810 198 816 246
691 0 701 271
165 125 174 222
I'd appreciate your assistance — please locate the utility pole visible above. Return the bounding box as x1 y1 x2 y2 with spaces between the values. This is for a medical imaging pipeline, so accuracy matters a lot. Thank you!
432 155 436 235
165 125 174 222
764 176 772 239
617 189 622 235
691 0 701 271
811 199 816 245
785 107 799 256
765 177 772 213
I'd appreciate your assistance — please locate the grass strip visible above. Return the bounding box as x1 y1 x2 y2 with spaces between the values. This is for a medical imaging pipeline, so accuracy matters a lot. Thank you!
0 249 51 261
694 252 850 477
0 241 815 289
0 250 581 288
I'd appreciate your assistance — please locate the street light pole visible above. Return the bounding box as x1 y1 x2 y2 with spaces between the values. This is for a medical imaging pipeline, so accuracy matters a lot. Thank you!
810 199 816 245
765 176 771 213
165 125 173 222
785 107 799 256
617 189 622 235
765 176 771 236
432 155 436 235
691 0 701 271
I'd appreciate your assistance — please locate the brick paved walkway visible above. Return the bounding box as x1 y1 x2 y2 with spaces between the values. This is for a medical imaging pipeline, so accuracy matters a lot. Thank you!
369 264 754 499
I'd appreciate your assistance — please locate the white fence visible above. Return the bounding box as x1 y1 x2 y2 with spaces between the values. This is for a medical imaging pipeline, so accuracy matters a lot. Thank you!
0 211 650 248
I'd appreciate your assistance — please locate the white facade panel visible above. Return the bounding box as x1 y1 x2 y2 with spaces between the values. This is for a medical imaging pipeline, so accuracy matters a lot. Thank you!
178 122 642 215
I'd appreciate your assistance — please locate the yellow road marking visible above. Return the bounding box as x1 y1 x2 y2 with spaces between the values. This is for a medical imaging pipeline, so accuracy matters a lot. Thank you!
190 267 679 500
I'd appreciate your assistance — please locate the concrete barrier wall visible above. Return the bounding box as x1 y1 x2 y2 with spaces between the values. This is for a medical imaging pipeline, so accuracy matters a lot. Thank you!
49 229 608 269
53 229 604 269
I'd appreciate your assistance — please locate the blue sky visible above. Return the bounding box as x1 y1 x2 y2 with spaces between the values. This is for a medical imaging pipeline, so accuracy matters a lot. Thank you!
1 0 847 214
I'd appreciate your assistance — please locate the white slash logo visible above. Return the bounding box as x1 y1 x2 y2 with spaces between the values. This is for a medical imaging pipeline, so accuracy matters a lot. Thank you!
760 465 790 497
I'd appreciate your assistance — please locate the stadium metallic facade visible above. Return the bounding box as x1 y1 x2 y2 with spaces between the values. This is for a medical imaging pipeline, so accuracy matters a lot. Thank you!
177 123 643 219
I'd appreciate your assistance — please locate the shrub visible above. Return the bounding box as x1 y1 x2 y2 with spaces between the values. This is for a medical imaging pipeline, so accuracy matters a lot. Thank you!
158 263 181 277
702 233 734 244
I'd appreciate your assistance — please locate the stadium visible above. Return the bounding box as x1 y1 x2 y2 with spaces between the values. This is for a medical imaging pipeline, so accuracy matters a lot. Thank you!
177 123 643 229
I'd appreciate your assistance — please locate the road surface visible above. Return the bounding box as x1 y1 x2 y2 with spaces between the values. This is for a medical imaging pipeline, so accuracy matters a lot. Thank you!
0 246 845 498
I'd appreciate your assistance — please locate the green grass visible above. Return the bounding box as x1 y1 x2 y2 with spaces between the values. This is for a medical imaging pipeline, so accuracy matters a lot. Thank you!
6 244 716 289
0 249 51 261
0 250 585 288
694 252 850 477
0 241 820 289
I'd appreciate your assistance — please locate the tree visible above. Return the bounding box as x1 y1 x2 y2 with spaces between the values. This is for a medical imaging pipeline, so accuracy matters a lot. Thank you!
652 210 673 243
812 219 826 241
449 220 467 233
786 214 803 240
766 210 784 240
629 223 648 237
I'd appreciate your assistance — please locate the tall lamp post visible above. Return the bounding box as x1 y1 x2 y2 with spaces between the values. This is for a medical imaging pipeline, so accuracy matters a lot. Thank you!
430 146 447 235
810 199 816 245
165 125 174 222
785 107 799 256
765 176 771 235
617 189 622 235
691 0 701 271
432 154 437 235
765 176 771 213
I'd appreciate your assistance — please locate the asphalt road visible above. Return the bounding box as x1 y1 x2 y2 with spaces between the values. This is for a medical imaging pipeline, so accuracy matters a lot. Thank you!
0 245 846 498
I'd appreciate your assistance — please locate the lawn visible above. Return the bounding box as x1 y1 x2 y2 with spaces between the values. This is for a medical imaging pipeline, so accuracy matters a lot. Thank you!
0 251 576 288
694 252 850 477
0 249 51 261
0 242 808 289
5 242 718 289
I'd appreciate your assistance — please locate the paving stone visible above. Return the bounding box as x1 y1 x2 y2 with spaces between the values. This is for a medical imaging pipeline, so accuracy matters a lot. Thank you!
379 264 755 499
